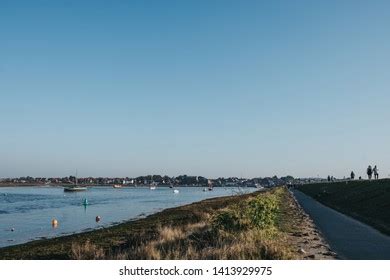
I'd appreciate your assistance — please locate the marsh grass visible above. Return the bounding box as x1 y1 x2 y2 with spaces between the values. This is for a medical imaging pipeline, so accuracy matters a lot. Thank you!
71 240 105 260
70 187 297 260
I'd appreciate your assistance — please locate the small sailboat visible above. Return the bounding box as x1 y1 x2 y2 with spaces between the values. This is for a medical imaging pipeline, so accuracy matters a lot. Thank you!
207 179 213 191
149 182 157 190
149 176 157 190
64 171 87 192
173 183 179 194
64 185 87 192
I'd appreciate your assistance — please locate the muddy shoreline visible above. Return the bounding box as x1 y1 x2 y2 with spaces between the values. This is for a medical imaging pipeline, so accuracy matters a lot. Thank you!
0 187 336 260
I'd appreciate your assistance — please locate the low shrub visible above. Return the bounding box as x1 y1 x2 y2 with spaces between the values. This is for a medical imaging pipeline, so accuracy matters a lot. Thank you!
212 207 247 232
212 193 279 232
247 194 279 229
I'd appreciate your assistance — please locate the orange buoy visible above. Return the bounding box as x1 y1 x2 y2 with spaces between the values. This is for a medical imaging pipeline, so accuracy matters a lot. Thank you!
51 218 58 228
95 216 101 222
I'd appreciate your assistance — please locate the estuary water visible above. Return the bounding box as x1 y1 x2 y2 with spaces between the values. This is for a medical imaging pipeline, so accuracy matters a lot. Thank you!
0 186 253 248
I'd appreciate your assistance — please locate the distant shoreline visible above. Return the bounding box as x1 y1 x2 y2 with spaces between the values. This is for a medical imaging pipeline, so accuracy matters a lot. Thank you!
0 183 110 187
0 183 244 188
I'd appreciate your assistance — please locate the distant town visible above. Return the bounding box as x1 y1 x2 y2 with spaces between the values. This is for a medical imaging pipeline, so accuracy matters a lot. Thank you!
0 174 332 187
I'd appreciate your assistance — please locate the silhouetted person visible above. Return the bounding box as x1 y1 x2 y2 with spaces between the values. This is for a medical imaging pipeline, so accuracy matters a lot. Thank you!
359 176 362 180
367 165 373 180
373 165 379 180
351 171 355 180
327 175 331 182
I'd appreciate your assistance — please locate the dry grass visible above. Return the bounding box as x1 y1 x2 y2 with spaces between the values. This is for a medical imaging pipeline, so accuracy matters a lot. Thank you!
71 240 105 260
70 187 298 260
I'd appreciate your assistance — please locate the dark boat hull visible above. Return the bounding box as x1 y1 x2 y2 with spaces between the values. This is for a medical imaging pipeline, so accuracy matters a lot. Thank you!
64 187 87 192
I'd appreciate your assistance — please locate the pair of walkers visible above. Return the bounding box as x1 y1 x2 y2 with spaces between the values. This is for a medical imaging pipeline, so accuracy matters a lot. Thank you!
367 165 379 180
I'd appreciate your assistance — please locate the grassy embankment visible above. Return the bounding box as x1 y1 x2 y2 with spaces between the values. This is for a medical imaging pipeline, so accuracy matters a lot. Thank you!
0 187 310 260
298 179 390 235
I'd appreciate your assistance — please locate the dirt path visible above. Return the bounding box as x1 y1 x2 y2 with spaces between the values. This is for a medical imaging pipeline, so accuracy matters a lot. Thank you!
293 190 390 259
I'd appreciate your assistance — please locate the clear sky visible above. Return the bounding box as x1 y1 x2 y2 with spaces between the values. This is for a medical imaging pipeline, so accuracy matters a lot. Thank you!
1 0 389 179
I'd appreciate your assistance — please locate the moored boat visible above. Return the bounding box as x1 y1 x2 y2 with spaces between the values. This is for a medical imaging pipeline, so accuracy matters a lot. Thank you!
64 170 87 192
149 177 157 190
207 179 213 191
64 186 87 192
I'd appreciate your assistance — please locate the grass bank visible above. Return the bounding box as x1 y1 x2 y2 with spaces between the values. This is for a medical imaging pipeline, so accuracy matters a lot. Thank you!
297 179 390 235
0 187 332 260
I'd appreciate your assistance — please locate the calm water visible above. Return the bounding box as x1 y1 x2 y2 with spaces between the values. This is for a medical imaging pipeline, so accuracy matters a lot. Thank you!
0 186 253 248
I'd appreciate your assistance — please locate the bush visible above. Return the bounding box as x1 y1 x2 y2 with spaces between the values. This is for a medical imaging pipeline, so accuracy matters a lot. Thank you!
212 208 248 232
247 194 279 229
212 193 279 232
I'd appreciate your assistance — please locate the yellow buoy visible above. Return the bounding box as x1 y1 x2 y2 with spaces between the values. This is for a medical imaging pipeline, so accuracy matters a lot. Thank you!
51 218 58 228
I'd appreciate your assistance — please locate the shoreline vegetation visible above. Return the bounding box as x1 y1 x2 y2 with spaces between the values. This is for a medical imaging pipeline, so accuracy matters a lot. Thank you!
0 187 335 260
297 179 390 236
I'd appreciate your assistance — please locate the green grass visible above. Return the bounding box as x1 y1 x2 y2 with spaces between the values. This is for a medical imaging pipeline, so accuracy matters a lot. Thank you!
298 179 390 235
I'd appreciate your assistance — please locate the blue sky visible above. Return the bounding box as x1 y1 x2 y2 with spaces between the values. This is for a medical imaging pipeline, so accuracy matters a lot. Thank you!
1 0 389 178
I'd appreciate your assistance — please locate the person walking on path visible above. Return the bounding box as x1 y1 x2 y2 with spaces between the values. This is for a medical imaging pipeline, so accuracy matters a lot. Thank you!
351 171 355 180
367 165 373 180
373 165 379 180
